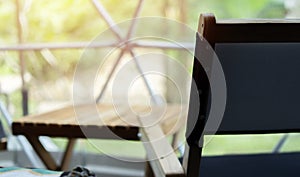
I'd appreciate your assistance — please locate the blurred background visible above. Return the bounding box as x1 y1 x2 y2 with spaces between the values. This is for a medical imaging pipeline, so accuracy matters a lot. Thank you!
0 0 300 176
2 0 299 115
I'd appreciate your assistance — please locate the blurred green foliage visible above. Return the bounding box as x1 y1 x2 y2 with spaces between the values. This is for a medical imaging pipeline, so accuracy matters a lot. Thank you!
0 0 286 80
0 0 288 119
188 0 286 28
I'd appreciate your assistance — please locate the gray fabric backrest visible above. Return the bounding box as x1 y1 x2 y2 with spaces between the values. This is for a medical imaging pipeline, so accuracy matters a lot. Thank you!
215 43 300 134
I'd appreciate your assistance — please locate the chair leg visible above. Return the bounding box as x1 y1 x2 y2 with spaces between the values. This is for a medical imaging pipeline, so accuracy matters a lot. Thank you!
183 144 202 177
144 161 154 177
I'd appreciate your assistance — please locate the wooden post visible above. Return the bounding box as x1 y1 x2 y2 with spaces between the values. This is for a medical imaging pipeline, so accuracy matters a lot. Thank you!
15 0 28 116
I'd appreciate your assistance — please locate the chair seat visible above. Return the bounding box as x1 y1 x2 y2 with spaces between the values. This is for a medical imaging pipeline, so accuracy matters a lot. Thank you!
200 152 300 177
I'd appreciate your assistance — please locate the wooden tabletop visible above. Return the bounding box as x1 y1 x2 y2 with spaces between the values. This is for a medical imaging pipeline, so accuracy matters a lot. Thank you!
12 103 187 140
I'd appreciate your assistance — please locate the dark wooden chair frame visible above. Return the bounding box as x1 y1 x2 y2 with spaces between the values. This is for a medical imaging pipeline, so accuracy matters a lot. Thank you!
141 13 300 177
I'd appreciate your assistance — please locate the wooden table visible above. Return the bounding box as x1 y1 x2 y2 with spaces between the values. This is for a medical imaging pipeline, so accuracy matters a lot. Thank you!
12 103 186 170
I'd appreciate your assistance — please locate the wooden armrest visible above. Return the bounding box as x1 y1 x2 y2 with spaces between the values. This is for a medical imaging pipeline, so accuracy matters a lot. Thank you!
139 118 185 177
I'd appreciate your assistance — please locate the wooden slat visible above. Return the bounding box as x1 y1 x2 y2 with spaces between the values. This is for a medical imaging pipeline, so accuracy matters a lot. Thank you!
160 105 188 136
198 13 300 46
13 122 139 140
126 104 188 136
218 18 300 24
140 117 185 177
12 103 186 140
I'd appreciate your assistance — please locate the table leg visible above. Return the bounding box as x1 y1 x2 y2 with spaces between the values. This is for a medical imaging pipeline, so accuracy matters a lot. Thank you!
60 138 76 170
25 135 58 170
25 135 77 171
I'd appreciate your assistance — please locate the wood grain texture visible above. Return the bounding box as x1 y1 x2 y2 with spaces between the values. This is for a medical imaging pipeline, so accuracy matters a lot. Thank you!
198 13 300 45
140 118 185 177
12 103 186 140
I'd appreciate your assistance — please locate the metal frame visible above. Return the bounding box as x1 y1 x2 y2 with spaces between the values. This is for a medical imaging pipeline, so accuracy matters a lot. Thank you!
5 0 193 106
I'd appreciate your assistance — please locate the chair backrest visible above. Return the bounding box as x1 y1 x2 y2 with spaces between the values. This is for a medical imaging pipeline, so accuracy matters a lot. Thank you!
184 13 300 176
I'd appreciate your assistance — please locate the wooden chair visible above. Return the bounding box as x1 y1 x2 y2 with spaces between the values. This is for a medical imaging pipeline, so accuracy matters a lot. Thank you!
141 13 300 177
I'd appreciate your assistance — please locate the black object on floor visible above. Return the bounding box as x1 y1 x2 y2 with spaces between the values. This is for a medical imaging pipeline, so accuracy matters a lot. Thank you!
60 166 96 177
